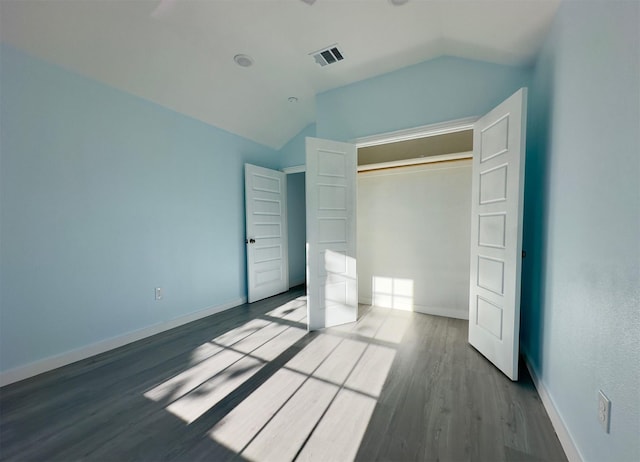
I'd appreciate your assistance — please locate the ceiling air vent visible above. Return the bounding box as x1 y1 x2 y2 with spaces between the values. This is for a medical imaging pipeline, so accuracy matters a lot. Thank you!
310 44 344 67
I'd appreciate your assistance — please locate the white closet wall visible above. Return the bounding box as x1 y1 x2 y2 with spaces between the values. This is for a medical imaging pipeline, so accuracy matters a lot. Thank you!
357 160 472 319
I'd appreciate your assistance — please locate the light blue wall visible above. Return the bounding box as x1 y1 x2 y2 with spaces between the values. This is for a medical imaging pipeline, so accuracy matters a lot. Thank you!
0 45 279 373
316 56 531 141
277 123 316 169
286 173 305 288
522 1 640 461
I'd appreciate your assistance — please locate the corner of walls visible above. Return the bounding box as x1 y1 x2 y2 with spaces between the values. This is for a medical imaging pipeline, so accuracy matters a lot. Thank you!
0 44 280 382
522 350 584 462
277 123 316 169
521 1 640 461
521 5 558 379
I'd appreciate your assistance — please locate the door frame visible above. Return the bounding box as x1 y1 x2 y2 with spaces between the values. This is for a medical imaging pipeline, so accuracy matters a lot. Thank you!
353 116 478 150
282 116 482 306
283 116 479 174
283 108 525 379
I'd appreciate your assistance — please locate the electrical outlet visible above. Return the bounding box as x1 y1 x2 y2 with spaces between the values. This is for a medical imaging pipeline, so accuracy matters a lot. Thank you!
598 390 611 433
155 287 163 301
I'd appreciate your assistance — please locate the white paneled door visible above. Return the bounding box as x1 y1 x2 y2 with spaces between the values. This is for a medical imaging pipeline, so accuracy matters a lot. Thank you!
468 88 528 380
245 164 288 303
306 137 358 331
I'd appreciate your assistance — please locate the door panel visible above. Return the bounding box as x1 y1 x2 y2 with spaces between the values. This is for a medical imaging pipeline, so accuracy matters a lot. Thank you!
245 164 288 303
468 88 527 380
306 138 357 331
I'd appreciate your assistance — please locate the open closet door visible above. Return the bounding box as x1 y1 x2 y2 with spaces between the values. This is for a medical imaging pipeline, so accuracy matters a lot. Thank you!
245 163 288 303
306 137 357 331
468 88 527 381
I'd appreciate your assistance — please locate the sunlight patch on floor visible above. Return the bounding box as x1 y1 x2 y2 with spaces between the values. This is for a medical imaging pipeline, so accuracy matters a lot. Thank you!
166 355 264 423
374 312 412 344
165 321 307 424
344 343 397 397
329 306 387 338
208 325 398 460
296 388 377 461
144 348 243 403
144 318 273 403
250 326 307 362
310 338 367 383
220 320 291 356
285 332 341 375
242 376 340 461
145 294 405 458
189 341 225 364
208 368 307 453
210 319 272 348
144 298 308 422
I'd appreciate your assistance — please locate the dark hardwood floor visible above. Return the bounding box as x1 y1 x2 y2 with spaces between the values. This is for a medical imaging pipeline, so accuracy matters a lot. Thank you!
0 287 566 461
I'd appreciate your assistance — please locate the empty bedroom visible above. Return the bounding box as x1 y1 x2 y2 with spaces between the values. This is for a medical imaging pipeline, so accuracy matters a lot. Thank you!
1 1 638 461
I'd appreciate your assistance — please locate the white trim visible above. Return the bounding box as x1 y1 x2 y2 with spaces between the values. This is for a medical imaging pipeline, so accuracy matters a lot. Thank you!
0 297 246 387
414 305 469 320
282 165 305 174
523 354 583 462
359 299 469 320
357 152 472 172
282 118 477 174
352 116 478 148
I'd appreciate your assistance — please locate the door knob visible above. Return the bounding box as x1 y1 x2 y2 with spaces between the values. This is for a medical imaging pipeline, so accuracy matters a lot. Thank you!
246 238 256 244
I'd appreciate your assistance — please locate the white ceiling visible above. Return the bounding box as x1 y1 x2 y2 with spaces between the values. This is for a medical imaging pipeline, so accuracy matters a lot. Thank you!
0 0 560 149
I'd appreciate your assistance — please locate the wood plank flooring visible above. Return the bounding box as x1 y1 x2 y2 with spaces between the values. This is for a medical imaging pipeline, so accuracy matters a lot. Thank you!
0 288 566 461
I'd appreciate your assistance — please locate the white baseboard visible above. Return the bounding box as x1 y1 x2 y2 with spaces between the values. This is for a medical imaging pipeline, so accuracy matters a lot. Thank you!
0 297 246 387
413 305 469 320
358 298 468 320
523 354 583 462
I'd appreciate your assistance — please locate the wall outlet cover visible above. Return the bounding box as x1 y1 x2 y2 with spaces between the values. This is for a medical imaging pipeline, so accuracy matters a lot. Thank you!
598 390 611 433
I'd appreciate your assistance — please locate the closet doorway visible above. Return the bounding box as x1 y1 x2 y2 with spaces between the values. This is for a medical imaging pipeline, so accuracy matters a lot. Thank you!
283 119 478 318
285 87 528 380
357 128 474 321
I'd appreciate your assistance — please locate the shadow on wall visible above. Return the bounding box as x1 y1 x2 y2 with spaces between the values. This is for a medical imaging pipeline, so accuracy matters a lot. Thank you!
520 38 556 370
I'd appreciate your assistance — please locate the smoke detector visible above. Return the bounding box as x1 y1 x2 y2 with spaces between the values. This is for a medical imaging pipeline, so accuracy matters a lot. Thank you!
310 44 345 67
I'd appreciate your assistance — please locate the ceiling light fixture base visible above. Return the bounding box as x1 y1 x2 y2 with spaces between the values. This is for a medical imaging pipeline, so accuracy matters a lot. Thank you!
234 54 254 67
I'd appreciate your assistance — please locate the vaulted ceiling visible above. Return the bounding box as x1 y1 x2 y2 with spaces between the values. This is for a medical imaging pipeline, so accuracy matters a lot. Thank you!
0 0 560 149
